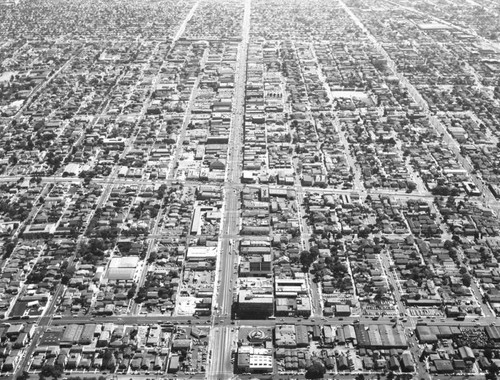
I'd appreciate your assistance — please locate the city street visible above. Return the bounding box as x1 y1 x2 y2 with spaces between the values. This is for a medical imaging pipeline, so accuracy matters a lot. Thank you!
207 0 251 379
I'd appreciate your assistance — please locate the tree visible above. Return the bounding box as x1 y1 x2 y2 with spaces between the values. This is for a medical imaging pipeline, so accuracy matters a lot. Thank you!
102 349 116 371
157 184 167 200
127 284 137 299
305 362 326 379
17 371 29 380
462 273 472 287
358 227 370 238
406 182 417 193
443 240 454 250
135 287 148 303
300 250 315 268
148 251 157 264
61 262 76 285
40 364 63 380
484 348 494 360
310 246 320 259
9 153 18 165
168 270 179 278
2 239 17 259
487 362 500 380
374 288 386 302
158 287 173 299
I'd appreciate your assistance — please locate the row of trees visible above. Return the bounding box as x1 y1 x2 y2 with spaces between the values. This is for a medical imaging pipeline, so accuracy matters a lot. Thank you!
31 365 107 380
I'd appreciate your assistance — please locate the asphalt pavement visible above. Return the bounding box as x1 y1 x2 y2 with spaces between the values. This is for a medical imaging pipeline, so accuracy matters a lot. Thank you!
207 1 251 379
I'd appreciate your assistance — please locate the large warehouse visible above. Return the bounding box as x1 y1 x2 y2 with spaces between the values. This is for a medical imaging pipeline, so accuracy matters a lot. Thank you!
355 324 408 349
106 256 140 281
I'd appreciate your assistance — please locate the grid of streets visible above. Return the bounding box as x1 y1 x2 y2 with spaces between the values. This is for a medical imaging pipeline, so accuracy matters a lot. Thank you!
1 0 500 380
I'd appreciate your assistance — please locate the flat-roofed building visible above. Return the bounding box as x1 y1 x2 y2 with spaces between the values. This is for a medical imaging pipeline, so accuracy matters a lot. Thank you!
107 256 140 281
238 290 273 319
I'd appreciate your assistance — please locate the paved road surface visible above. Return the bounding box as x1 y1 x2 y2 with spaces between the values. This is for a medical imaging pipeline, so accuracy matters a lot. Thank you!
208 0 251 379
45 313 499 329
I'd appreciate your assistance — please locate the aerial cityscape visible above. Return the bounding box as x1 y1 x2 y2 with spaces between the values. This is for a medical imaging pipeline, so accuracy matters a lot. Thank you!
0 0 500 379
